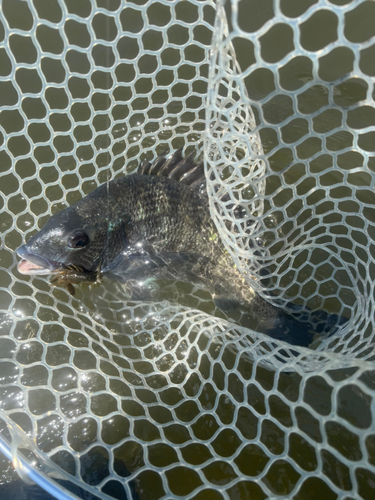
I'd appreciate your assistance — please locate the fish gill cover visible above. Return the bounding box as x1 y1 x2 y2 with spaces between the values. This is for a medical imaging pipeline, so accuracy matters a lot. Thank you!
0 0 374 499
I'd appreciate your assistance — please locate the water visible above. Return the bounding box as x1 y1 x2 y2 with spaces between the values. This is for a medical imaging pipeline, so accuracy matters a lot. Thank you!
1 0 374 499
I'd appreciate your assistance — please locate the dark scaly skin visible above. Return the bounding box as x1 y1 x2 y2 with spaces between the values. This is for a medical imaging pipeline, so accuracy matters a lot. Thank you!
105 174 263 309
66 178 250 296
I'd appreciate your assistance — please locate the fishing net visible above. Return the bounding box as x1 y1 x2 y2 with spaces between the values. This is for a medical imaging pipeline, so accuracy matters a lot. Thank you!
0 0 375 498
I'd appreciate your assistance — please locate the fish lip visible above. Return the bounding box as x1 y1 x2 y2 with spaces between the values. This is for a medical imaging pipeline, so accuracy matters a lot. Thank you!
17 247 62 275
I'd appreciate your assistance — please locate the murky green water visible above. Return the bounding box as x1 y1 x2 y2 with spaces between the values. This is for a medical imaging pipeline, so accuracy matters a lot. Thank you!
0 0 374 499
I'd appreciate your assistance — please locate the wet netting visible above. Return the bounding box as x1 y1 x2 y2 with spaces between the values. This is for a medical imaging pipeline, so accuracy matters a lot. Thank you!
0 0 375 498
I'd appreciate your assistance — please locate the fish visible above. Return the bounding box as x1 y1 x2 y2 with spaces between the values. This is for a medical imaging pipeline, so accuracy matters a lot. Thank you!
17 149 346 346
17 149 255 305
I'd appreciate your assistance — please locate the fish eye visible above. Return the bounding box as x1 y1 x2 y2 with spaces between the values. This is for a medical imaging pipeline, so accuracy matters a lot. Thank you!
68 230 89 249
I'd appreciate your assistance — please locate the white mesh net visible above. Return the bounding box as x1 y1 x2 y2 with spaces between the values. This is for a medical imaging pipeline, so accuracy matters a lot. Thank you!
0 0 375 499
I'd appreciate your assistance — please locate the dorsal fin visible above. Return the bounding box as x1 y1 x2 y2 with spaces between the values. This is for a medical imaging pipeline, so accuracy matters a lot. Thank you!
137 149 206 188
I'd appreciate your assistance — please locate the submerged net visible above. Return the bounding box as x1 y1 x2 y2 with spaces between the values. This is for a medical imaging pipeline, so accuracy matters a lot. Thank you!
0 0 375 498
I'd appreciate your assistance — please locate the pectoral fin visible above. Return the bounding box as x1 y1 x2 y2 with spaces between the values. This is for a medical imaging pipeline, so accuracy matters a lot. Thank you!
213 295 240 313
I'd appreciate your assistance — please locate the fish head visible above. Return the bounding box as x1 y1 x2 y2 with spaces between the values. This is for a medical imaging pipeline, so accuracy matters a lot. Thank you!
17 204 106 276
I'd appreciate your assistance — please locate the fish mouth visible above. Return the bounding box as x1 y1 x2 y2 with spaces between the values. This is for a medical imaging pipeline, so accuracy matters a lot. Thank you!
17 247 62 276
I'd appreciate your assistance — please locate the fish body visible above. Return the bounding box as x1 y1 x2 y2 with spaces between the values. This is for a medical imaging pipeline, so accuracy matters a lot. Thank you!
17 150 346 346
17 151 253 304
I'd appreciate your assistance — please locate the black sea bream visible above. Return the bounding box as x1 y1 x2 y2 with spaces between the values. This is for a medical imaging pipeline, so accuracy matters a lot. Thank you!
17 150 344 346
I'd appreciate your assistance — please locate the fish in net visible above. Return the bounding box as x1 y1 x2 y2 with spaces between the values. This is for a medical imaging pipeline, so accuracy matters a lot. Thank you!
0 0 374 499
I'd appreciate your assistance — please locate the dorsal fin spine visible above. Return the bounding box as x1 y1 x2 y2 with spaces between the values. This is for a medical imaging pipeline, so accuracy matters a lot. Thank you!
136 149 206 188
